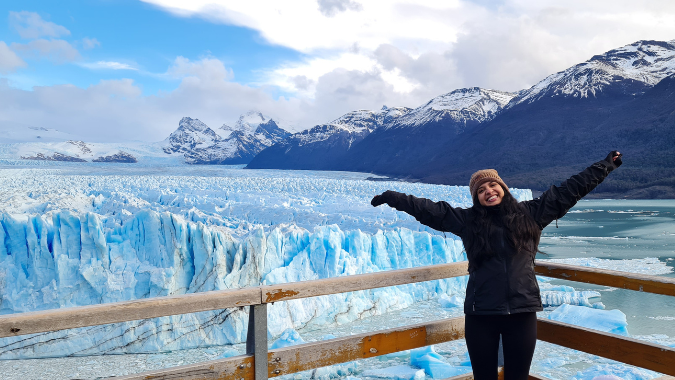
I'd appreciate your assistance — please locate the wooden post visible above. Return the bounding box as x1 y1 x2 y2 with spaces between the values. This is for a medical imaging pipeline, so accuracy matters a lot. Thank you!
247 304 268 380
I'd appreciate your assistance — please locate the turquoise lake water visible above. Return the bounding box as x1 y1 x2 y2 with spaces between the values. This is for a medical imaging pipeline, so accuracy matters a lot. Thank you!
538 199 675 337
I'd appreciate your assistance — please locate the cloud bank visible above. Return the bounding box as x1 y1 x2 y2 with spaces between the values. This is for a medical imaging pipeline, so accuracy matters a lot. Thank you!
2 2 675 141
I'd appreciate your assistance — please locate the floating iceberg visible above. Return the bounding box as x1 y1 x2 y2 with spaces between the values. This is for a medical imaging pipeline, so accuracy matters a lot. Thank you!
270 328 305 349
438 294 463 308
574 363 659 380
549 304 629 336
410 346 471 379
361 365 425 380
540 290 601 307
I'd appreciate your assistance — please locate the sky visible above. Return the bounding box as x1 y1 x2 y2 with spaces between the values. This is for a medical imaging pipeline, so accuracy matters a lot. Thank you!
1 0 675 142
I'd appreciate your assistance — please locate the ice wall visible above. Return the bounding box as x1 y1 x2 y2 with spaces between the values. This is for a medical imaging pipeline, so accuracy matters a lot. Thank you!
0 210 467 359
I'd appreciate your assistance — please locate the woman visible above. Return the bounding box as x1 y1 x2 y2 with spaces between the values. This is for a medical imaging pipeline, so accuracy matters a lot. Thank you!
370 151 623 380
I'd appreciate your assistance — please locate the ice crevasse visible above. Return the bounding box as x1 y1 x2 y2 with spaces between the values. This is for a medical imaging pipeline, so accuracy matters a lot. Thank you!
0 210 467 359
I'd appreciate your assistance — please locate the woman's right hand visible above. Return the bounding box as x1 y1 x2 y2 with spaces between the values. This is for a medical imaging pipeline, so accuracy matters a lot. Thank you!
371 191 394 207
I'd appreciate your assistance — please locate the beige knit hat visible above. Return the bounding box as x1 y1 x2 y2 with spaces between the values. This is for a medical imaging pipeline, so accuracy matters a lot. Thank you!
469 169 509 199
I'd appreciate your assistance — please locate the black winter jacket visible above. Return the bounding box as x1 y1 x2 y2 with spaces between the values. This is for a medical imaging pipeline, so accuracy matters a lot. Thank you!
379 159 618 315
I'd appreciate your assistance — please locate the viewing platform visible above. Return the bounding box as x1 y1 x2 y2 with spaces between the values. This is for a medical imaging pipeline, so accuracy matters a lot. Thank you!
0 261 673 380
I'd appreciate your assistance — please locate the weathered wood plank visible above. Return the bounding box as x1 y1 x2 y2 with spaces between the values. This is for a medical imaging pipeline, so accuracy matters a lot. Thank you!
111 354 254 380
538 319 675 376
534 261 675 296
0 287 262 338
261 262 469 303
267 316 465 377
110 317 464 379
443 373 474 380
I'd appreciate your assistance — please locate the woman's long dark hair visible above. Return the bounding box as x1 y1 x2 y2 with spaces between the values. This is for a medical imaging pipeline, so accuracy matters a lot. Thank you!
466 188 542 268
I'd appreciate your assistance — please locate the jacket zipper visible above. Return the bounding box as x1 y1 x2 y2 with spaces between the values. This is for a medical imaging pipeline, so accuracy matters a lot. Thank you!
471 272 476 311
504 258 511 314
501 236 511 314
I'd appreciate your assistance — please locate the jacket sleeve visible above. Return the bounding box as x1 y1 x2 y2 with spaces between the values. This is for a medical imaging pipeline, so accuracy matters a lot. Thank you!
523 159 618 229
381 191 468 236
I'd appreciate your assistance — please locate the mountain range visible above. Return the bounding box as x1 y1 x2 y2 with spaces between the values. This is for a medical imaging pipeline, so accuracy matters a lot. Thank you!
163 111 290 164
247 39 675 198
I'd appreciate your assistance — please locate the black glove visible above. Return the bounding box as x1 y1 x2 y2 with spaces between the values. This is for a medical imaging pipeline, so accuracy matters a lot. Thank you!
604 150 623 169
371 190 394 207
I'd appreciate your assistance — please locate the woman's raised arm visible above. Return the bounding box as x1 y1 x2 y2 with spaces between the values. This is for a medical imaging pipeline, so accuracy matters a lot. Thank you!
523 151 623 229
371 190 469 236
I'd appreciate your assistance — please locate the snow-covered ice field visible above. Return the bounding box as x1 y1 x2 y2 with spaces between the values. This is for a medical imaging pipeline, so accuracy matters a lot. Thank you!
0 163 673 379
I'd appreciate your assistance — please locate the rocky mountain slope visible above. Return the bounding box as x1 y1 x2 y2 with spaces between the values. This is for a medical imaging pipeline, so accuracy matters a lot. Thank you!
248 39 675 197
163 111 291 164
247 88 515 171
247 106 411 170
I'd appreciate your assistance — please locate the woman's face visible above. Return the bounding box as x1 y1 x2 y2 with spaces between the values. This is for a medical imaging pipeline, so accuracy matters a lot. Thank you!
477 181 504 207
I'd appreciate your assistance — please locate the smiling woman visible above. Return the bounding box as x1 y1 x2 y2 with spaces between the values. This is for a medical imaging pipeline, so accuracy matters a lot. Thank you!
371 151 624 380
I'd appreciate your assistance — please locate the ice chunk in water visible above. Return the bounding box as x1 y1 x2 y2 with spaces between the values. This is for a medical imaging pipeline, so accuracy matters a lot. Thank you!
540 291 601 307
574 363 658 380
438 294 463 308
270 328 305 349
549 304 628 336
361 365 425 380
410 346 471 379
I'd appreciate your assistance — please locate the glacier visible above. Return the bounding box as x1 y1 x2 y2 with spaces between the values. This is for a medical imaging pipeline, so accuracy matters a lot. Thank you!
1 166 529 359
0 165 673 380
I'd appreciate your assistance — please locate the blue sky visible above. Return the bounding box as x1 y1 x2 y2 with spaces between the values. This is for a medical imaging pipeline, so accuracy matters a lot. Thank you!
1 1 675 141
0 0 303 95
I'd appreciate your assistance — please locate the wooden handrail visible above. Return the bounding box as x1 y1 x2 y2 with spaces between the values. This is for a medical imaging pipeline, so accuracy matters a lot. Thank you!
0 260 673 380
261 261 469 303
113 317 466 379
534 261 675 296
538 319 675 376
2 260 672 340
0 287 261 339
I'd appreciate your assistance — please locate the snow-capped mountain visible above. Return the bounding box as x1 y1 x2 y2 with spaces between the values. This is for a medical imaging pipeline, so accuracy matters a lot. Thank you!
164 113 291 165
391 87 517 132
248 88 512 172
294 106 412 146
163 117 221 154
512 40 675 106
247 106 411 170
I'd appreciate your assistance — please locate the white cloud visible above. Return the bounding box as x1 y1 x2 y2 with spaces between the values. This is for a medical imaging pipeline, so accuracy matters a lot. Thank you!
141 0 464 53
142 0 675 97
9 11 71 39
0 41 26 73
80 61 138 70
82 37 101 50
11 39 81 63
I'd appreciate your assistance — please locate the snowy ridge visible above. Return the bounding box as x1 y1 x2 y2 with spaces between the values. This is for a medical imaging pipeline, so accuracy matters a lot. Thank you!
391 87 517 129
219 110 267 138
163 113 290 164
512 40 675 105
294 106 412 146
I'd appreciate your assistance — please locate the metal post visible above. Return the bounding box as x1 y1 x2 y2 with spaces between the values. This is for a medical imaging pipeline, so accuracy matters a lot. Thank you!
247 303 268 380
498 335 504 367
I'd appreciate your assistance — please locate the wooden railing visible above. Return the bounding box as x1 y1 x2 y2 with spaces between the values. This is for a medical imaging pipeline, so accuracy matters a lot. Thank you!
0 260 673 380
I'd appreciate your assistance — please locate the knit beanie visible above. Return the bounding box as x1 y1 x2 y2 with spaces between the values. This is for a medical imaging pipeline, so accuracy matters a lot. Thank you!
469 169 509 199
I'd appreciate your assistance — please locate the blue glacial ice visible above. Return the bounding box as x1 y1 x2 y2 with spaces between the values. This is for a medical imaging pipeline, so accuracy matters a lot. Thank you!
573 363 659 380
0 209 469 359
410 346 471 379
549 304 629 336
270 328 305 349
2 166 532 359
361 365 425 380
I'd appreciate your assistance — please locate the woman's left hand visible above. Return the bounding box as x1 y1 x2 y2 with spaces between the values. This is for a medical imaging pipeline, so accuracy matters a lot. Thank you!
606 151 623 168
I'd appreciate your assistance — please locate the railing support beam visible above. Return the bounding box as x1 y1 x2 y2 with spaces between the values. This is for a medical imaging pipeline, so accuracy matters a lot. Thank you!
247 303 268 380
